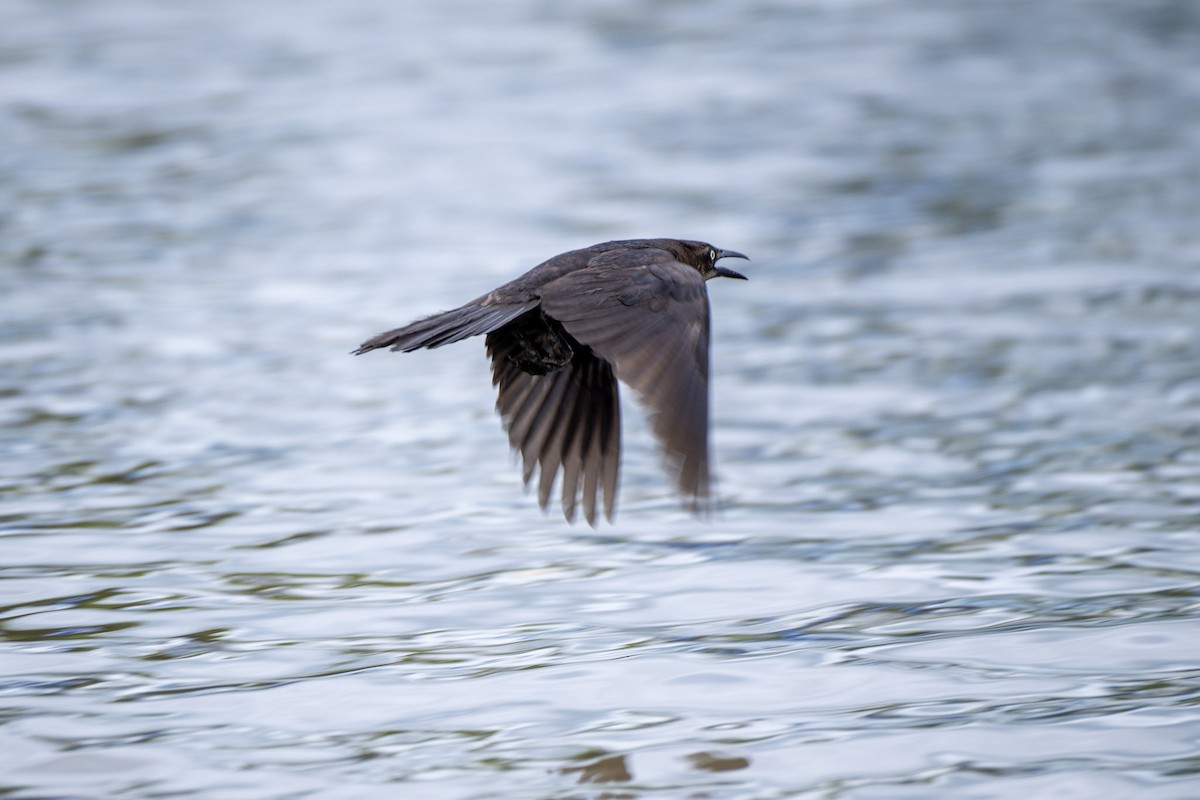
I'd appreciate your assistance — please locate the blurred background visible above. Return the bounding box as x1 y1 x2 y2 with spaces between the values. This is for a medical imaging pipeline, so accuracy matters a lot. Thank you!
3 0 1200 797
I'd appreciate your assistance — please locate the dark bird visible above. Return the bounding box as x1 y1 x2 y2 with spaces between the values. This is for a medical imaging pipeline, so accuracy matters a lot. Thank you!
354 238 748 525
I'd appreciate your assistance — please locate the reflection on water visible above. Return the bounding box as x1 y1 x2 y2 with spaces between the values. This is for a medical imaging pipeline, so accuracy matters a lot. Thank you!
3 0 1200 797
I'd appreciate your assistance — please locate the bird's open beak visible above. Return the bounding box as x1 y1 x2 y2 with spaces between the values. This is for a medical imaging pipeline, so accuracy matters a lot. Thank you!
715 249 749 280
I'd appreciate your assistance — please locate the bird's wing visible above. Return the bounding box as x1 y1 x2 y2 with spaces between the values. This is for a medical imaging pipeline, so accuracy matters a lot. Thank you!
540 258 712 508
487 324 620 526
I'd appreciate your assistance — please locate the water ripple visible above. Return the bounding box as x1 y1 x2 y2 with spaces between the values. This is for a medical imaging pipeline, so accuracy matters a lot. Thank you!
4 0 1200 797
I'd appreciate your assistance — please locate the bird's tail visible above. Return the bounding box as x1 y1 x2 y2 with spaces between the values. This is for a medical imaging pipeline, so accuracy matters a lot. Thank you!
353 300 538 355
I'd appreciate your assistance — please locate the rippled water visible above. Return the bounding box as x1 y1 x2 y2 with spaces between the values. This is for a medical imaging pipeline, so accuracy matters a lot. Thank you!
4 0 1200 797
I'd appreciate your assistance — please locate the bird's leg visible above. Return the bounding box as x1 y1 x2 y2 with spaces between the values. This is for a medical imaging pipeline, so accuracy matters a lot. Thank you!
502 309 575 376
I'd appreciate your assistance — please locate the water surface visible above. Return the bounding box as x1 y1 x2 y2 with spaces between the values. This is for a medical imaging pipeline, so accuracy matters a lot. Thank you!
3 1 1200 797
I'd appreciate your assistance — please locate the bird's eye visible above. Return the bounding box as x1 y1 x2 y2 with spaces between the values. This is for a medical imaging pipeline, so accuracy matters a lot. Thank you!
709 249 718 262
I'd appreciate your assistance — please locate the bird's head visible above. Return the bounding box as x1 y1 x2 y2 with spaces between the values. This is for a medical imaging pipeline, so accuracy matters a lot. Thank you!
672 240 750 281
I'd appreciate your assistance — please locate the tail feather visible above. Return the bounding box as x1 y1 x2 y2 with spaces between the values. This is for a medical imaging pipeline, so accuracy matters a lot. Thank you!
354 300 538 355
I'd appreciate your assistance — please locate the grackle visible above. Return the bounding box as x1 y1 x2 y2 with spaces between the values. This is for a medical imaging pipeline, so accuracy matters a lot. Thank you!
354 238 747 525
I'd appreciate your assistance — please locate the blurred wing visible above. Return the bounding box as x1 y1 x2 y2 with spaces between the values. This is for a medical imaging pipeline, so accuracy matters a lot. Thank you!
540 259 712 509
487 323 621 526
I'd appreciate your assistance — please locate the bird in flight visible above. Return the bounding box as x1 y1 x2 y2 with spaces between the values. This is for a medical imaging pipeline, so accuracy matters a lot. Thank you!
354 238 748 525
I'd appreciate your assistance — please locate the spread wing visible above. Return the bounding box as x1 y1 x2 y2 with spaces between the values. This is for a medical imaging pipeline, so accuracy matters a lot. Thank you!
487 323 621 526
540 257 713 510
